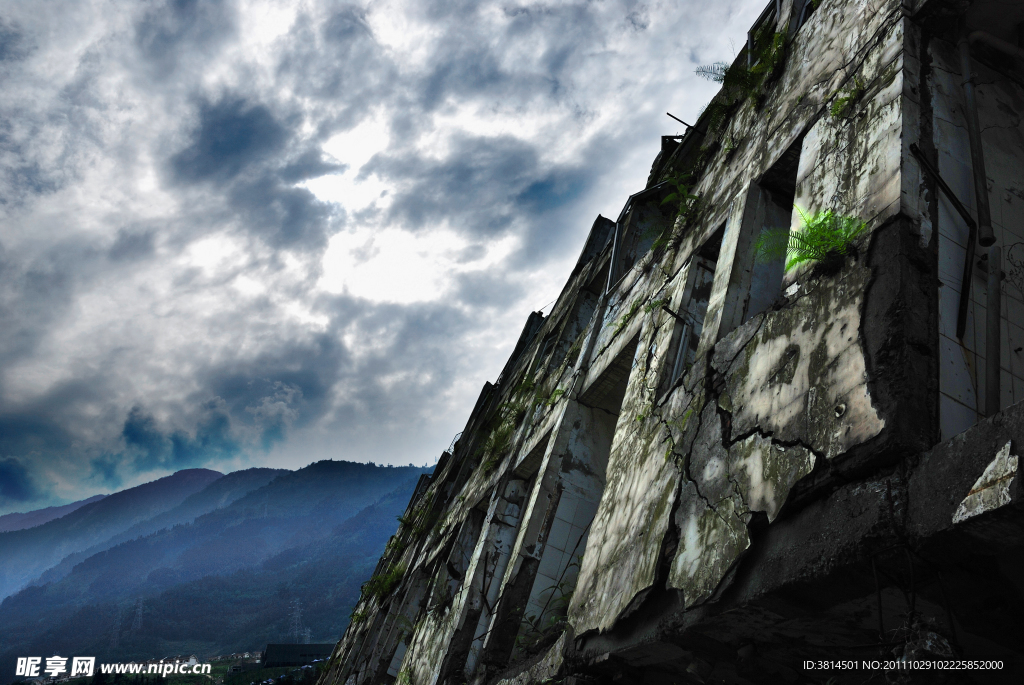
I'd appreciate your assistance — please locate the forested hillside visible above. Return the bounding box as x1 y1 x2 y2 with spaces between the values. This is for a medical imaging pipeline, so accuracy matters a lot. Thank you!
0 462 429 678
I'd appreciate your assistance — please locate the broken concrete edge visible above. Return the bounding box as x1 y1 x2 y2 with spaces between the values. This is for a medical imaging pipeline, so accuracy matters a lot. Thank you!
567 398 1024 671
561 206 1005 652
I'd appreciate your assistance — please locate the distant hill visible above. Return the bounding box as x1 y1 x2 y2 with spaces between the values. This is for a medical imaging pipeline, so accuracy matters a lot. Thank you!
35 468 286 587
0 469 223 600
0 495 107 533
0 461 430 673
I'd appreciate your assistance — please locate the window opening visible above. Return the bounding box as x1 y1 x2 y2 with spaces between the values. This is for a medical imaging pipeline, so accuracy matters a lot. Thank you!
742 138 802 325
533 332 557 375
549 290 599 372
791 0 819 35
508 335 638 658
666 227 724 389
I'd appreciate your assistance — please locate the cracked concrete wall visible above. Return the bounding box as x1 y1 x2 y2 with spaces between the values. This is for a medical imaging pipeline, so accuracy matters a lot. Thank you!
569 317 680 634
717 260 884 458
318 1 1023 683
567 0 904 639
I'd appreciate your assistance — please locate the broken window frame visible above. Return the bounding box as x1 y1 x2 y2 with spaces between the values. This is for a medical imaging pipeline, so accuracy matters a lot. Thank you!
790 0 819 35
658 227 725 398
607 182 673 290
546 290 599 374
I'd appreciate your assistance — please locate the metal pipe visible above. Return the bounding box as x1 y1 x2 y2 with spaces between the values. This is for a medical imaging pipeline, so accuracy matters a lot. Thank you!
957 30 995 247
909 144 976 339
969 30 1024 60
666 112 693 129
958 27 1001 416
986 246 1001 416
606 221 622 292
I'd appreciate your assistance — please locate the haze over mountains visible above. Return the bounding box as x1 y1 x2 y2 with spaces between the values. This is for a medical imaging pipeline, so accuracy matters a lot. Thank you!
0 496 107 533
34 468 287 589
0 469 225 601
0 461 429 679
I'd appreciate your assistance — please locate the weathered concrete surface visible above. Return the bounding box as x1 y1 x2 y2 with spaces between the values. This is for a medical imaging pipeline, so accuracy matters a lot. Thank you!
491 633 567 685
319 2 1024 684
568 409 681 633
719 259 884 458
728 432 816 523
667 401 817 608
574 401 1024 683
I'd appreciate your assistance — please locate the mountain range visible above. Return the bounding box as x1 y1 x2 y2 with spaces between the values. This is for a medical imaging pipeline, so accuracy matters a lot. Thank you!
0 469 226 601
0 496 107 534
0 461 429 681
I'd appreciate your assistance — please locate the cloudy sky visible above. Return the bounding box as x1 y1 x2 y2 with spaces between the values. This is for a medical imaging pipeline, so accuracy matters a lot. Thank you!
0 0 765 514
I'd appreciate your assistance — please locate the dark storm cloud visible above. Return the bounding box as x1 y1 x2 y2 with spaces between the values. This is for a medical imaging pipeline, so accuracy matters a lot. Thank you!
0 152 59 206
0 238 102 369
279 150 346 183
371 134 582 236
0 411 74 461
452 271 527 310
515 170 588 214
171 97 290 184
168 399 240 467
416 46 506 112
416 0 601 104
0 18 29 63
92 332 347 481
321 6 374 46
122 406 171 467
275 6 385 110
98 400 241 483
202 334 343 429
108 229 156 262
369 133 595 268
0 458 38 505
0 375 111 487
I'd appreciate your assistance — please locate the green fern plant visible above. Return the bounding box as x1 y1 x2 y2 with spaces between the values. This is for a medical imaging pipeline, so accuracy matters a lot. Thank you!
754 207 867 273
695 27 787 119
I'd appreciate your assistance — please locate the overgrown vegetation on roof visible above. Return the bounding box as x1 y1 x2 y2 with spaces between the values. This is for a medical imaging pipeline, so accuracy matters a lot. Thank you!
696 25 788 137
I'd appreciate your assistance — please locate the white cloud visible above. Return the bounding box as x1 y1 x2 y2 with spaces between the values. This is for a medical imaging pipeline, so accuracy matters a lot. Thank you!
0 0 770 512
318 225 519 304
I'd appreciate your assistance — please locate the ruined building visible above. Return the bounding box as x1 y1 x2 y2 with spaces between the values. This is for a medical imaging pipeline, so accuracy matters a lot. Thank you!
321 0 1024 682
